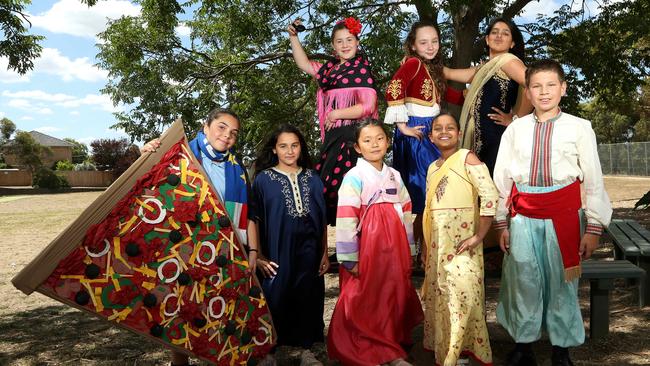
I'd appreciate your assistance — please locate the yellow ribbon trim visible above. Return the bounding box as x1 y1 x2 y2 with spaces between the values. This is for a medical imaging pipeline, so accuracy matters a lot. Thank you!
173 189 195 197
113 237 132 269
118 215 138 236
181 158 188 184
135 198 154 212
168 216 180 230
108 308 132 322
133 265 156 278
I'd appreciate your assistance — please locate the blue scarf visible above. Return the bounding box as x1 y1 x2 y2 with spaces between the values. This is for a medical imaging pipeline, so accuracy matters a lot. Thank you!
189 131 248 235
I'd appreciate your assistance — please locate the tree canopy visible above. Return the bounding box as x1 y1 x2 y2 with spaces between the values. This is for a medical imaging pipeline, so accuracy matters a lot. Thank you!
63 137 90 164
0 0 44 74
2 0 643 148
90 137 140 176
1 118 17 143
92 0 649 148
7 131 50 172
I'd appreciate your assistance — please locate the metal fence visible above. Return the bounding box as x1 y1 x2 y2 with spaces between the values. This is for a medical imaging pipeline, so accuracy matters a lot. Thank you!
598 142 650 176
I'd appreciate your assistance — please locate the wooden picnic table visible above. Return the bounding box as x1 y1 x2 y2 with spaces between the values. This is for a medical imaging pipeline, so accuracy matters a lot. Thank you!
607 219 650 306
581 260 646 339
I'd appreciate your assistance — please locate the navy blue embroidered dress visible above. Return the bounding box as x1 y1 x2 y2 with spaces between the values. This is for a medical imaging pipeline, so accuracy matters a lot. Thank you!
249 168 327 348
472 71 519 176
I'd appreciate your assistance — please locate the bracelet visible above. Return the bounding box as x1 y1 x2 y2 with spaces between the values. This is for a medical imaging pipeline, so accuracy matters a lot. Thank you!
249 249 258 252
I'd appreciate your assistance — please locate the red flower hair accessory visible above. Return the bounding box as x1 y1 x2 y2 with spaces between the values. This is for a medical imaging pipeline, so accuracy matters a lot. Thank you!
340 17 362 37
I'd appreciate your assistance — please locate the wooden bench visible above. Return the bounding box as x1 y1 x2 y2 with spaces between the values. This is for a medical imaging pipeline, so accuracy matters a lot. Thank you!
581 260 646 339
607 219 650 306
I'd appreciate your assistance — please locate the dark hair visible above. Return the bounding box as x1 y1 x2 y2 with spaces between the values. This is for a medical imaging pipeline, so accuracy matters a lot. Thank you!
403 21 446 99
525 59 566 87
485 18 525 61
431 112 459 129
253 124 313 177
205 108 240 127
331 22 359 41
354 118 388 143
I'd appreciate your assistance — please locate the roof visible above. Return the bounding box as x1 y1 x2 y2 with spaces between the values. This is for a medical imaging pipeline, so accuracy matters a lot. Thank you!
26 131 74 147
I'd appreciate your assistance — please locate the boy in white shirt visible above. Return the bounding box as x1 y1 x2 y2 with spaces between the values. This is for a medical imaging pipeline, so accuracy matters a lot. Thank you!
493 59 612 366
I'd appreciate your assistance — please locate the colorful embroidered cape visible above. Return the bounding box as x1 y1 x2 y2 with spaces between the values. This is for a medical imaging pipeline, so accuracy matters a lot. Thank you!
12 120 275 365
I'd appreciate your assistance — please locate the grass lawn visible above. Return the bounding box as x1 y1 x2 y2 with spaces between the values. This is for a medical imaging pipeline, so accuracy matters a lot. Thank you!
1 177 649 365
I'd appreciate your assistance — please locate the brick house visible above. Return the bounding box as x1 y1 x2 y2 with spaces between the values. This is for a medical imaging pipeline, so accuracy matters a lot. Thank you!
2 130 74 168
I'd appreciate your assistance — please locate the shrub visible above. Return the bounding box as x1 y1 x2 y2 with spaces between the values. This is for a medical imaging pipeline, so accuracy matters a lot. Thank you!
55 160 74 171
33 167 70 189
74 161 97 171
0 162 7 169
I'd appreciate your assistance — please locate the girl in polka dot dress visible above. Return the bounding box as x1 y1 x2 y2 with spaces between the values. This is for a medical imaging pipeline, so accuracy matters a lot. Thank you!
288 17 378 226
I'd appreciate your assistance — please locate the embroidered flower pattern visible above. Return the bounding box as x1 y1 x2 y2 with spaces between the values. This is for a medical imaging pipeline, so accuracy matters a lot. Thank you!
265 169 312 218
435 175 449 202
387 79 402 100
421 79 433 100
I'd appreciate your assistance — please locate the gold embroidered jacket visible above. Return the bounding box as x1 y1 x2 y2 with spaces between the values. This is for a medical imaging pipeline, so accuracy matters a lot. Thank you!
385 57 438 107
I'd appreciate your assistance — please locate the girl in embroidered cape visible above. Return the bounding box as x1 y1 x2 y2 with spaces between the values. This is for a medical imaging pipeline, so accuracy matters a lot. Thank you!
248 124 329 366
141 109 259 366
329 119 423 366
422 113 498 366
288 17 378 226
384 20 477 251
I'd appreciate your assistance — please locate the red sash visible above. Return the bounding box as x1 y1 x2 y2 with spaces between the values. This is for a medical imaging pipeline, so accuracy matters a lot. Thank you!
509 180 582 281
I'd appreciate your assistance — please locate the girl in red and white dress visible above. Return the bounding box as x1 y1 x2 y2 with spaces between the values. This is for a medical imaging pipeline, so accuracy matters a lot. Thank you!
384 21 475 245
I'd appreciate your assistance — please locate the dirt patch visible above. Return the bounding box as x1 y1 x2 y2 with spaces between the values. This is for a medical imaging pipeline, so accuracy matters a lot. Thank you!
1 177 649 365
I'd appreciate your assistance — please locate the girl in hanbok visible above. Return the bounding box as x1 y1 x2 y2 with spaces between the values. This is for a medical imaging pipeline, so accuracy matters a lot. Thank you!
248 124 329 366
329 119 423 366
422 113 498 366
288 17 378 226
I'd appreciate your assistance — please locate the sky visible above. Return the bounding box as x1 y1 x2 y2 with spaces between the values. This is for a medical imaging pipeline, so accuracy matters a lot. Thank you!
0 0 605 147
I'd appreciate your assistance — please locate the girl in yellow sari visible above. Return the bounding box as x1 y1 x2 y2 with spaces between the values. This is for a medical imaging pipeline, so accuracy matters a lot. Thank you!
422 113 498 366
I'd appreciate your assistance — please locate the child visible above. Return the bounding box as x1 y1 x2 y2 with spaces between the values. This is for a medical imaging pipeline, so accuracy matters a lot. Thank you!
288 17 378 226
493 59 612 366
384 21 475 247
328 119 423 366
141 109 258 366
459 18 532 176
248 124 329 366
421 113 498 366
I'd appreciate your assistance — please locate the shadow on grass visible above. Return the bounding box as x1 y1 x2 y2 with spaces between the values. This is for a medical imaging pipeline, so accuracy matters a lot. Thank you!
0 305 165 365
2 245 649 365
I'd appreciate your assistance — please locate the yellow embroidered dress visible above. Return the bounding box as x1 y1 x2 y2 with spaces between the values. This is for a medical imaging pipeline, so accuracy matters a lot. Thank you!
422 149 498 366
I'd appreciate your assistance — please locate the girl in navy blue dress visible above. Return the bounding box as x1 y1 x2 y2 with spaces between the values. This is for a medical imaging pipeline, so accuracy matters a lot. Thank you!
459 18 532 176
248 124 330 366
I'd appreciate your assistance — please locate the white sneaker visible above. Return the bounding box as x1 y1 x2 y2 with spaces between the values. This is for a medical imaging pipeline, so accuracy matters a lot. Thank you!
300 349 323 366
456 358 470 365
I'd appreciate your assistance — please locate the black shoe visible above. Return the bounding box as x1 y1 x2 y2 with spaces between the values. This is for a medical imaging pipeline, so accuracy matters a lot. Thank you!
505 344 537 366
551 346 574 366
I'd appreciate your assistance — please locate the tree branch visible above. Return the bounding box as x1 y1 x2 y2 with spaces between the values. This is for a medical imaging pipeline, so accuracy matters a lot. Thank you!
190 52 333 81
502 0 534 20
412 0 437 22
